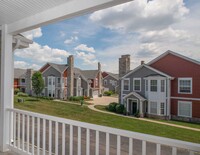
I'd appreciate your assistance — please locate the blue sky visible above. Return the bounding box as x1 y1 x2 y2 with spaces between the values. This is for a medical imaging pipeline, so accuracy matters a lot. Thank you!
15 0 200 73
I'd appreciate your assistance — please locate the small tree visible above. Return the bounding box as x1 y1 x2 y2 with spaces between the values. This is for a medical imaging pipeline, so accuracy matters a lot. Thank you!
32 71 44 97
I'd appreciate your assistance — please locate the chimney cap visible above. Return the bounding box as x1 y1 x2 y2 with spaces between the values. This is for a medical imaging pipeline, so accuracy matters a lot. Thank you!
141 60 145 65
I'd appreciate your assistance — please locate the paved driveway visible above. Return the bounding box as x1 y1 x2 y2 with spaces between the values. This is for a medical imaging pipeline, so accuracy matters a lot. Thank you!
88 96 118 105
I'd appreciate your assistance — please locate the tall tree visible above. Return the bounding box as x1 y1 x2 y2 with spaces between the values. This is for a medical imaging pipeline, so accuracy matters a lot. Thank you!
32 71 44 97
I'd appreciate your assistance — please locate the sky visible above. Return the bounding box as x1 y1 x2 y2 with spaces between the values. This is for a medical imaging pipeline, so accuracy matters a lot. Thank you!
14 0 200 73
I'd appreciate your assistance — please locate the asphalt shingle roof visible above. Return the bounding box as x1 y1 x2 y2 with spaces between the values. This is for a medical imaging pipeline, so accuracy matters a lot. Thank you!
48 63 68 73
14 68 27 78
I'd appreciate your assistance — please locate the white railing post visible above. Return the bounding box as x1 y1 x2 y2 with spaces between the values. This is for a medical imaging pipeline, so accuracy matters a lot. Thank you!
0 24 13 152
96 131 99 155
86 128 90 155
6 109 200 155
106 133 110 155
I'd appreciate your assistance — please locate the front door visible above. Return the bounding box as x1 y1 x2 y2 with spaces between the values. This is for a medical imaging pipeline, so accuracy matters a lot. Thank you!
132 101 137 115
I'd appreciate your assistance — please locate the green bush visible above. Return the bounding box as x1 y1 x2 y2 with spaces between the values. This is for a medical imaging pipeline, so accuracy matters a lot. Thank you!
115 104 124 114
14 88 20 95
103 91 113 96
17 92 28 97
37 96 53 100
69 96 84 101
108 102 118 112
134 110 140 118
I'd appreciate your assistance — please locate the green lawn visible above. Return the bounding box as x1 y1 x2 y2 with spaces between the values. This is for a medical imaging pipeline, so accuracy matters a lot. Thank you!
14 96 200 144
95 105 200 129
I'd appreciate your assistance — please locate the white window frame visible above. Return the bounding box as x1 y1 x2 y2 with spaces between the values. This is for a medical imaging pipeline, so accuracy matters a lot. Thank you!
104 79 107 86
150 101 158 115
133 78 141 92
178 78 192 94
145 80 148 92
21 78 26 84
178 101 192 118
57 77 60 84
150 80 157 92
122 78 130 91
161 80 165 92
160 102 165 115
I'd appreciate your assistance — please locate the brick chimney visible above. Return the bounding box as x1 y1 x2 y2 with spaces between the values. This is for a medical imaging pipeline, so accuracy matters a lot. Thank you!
119 55 130 78
98 62 102 95
67 55 74 97
119 54 131 104
26 69 33 95
141 60 145 65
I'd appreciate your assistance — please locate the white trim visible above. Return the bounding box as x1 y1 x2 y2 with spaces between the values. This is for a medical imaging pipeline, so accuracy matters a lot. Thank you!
127 98 139 114
103 72 118 81
148 50 200 66
133 78 141 92
178 78 192 94
149 101 158 115
122 78 130 91
121 64 173 79
39 63 51 73
171 97 200 101
178 101 192 118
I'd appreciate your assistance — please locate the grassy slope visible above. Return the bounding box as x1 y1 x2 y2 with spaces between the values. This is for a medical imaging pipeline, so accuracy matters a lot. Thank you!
95 105 200 129
15 97 200 144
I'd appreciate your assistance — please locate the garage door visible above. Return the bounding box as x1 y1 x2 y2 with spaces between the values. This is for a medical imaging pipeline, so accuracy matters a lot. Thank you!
93 90 99 98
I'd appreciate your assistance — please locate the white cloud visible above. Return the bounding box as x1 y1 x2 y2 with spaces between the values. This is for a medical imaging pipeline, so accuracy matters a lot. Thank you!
14 61 40 70
74 44 95 53
15 42 71 64
59 31 66 37
89 0 200 73
90 0 189 32
76 51 98 65
22 28 43 40
64 36 78 44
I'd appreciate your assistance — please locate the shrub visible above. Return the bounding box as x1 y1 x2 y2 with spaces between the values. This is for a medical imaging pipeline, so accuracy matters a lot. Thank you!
134 110 140 118
69 96 84 101
14 88 20 95
17 92 28 97
108 102 118 112
115 104 124 114
104 91 113 96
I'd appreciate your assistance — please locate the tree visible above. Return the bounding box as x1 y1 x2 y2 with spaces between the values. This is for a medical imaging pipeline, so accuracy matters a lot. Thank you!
32 71 44 97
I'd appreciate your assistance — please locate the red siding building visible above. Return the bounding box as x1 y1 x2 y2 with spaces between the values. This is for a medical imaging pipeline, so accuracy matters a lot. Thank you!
149 50 200 122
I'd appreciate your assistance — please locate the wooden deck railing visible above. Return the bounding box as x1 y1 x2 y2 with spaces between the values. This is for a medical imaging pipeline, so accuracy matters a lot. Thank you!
7 108 200 155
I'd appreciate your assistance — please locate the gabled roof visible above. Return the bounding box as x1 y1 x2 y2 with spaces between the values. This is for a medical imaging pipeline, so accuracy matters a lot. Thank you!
40 63 68 73
14 68 27 79
103 71 119 80
121 64 173 79
123 92 146 101
48 63 68 73
81 70 99 79
148 50 200 66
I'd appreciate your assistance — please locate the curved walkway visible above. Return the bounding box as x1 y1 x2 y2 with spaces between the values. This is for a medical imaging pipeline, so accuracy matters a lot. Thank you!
54 99 200 132
88 105 200 132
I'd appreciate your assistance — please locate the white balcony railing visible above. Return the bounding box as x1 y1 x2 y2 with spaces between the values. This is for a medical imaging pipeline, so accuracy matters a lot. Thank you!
7 108 200 155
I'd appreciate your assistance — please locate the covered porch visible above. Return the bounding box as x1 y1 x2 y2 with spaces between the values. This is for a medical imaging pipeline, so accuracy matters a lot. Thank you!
0 0 200 155
124 92 147 117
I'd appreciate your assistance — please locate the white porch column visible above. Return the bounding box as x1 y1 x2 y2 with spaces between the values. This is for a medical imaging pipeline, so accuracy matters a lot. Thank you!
167 79 171 119
139 100 143 116
0 24 14 152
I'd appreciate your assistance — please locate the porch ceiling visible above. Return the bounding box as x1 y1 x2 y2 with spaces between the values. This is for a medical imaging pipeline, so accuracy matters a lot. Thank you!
0 0 132 34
